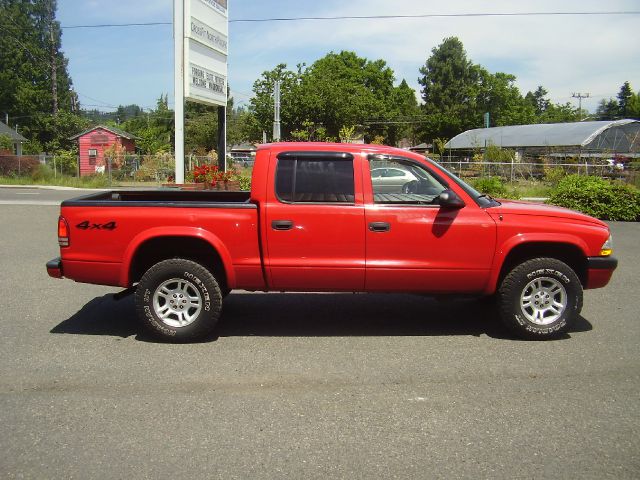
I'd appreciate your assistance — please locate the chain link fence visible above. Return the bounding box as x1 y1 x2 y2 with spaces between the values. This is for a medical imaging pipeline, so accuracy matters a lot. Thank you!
435 160 634 183
2 151 637 187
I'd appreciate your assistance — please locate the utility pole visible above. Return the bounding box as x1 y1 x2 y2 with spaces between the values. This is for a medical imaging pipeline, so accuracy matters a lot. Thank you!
273 81 281 142
572 92 590 121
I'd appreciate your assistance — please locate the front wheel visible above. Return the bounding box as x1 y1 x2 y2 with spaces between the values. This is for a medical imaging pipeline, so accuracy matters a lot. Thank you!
134 258 223 342
498 258 583 340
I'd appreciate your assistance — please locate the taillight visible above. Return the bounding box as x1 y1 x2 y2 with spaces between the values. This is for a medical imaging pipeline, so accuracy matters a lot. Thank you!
58 216 70 247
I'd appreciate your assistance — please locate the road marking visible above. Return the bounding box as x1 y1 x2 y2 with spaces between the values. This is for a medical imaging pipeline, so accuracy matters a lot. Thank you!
15 192 40 195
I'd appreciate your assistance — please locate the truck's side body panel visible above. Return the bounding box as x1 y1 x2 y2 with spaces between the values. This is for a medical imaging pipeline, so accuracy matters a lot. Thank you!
60 204 263 289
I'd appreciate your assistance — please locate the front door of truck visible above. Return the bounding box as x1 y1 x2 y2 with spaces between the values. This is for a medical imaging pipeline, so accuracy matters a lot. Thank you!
364 155 496 293
264 151 366 291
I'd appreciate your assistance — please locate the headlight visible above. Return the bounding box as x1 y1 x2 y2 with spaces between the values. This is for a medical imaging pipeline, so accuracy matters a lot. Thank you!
600 233 613 256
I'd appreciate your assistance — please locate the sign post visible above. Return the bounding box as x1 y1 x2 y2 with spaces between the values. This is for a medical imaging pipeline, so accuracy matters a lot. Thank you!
174 0 229 179
173 0 185 183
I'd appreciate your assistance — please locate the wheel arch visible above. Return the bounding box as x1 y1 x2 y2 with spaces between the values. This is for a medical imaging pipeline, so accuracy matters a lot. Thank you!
121 227 235 289
491 241 588 294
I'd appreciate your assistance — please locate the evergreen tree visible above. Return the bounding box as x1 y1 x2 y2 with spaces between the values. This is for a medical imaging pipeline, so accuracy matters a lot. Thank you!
524 86 551 116
417 37 481 140
0 0 79 152
596 98 620 120
617 81 633 117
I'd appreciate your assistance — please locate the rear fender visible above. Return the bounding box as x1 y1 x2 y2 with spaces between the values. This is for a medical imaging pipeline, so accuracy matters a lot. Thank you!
120 227 236 287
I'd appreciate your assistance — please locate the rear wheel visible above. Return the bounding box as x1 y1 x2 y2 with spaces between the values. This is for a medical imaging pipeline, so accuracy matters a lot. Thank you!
135 258 223 341
498 258 582 340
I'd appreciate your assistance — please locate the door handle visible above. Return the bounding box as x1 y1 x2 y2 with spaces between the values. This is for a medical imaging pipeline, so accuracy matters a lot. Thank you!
272 220 294 231
368 222 390 232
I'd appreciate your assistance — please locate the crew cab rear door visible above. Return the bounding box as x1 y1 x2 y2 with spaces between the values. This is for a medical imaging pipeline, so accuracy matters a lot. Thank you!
263 151 366 290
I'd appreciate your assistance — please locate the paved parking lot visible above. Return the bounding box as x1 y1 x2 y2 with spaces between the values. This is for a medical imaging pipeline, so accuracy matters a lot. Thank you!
1 188 639 479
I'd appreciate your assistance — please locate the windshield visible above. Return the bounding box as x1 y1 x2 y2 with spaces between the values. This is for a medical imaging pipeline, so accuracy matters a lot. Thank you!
423 157 500 208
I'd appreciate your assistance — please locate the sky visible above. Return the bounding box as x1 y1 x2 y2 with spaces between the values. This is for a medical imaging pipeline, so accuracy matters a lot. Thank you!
56 0 640 115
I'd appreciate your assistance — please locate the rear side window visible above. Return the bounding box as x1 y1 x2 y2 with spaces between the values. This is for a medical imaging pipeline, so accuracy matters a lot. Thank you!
275 153 355 203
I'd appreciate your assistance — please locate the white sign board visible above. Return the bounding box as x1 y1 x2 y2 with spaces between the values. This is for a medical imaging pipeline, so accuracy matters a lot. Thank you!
184 0 228 107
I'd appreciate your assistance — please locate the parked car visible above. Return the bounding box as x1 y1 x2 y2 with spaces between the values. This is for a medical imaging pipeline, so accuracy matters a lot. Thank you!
370 167 418 193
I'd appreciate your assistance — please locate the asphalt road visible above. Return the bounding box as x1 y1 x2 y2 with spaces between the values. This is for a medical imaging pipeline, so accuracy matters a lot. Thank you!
1 187 638 479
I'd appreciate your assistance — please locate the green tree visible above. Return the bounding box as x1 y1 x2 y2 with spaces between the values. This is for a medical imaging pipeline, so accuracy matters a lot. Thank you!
0 0 78 151
299 51 397 140
418 37 481 140
525 86 551 116
596 98 619 120
119 95 173 154
385 79 420 145
627 91 640 119
477 70 534 126
249 52 418 145
617 81 633 117
0 134 13 151
249 63 304 140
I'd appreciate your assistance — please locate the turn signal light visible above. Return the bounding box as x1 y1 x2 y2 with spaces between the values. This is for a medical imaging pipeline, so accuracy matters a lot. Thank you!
58 216 70 247
600 234 613 256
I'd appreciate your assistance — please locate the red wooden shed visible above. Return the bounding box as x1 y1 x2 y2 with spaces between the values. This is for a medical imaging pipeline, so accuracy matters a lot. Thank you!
70 125 137 176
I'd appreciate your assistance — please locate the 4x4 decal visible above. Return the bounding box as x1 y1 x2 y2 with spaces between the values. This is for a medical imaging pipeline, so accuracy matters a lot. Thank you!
76 220 117 231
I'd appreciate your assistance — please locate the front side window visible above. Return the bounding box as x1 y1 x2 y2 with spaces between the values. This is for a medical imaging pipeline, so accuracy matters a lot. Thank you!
368 156 447 204
276 153 355 203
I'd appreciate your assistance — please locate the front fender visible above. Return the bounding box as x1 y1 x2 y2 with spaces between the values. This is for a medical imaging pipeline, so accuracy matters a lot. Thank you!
484 233 590 295
119 226 236 287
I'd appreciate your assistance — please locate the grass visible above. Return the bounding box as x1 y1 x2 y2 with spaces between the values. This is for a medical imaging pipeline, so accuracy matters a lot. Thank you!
509 181 553 199
0 174 112 189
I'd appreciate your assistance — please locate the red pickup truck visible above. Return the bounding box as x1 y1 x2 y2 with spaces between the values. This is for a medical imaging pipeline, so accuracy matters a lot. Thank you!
47 142 617 341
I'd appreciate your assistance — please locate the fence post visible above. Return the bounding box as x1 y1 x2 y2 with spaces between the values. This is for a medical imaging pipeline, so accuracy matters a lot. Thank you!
53 156 57 179
18 156 21 176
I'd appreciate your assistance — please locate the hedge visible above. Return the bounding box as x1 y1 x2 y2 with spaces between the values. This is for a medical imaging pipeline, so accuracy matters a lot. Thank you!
548 175 640 221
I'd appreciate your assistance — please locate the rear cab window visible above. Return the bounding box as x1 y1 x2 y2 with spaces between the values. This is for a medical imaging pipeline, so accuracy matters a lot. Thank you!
275 152 355 203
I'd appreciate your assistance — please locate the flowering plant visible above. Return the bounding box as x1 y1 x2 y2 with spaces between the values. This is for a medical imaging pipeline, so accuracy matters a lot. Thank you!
192 164 220 186
192 164 237 187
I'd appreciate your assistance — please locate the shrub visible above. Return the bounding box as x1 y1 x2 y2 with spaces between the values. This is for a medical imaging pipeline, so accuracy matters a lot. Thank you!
543 167 565 187
471 176 508 197
548 175 640 221
0 155 40 176
30 164 54 181
234 174 251 191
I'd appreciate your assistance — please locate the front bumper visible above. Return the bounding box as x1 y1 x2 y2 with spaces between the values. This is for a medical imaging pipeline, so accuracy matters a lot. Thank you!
585 256 618 289
46 257 63 279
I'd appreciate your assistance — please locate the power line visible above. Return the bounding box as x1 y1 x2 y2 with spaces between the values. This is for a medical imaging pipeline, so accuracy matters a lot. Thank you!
52 10 640 29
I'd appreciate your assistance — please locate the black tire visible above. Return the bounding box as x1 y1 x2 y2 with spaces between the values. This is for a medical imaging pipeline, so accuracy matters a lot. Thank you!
134 258 223 342
402 181 418 194
498 258 583 340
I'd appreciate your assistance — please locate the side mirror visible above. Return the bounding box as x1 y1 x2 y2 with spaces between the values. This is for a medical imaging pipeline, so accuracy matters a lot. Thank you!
438 189 466 209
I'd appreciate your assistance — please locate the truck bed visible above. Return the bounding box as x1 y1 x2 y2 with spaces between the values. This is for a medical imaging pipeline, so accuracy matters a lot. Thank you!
61 189 253 208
